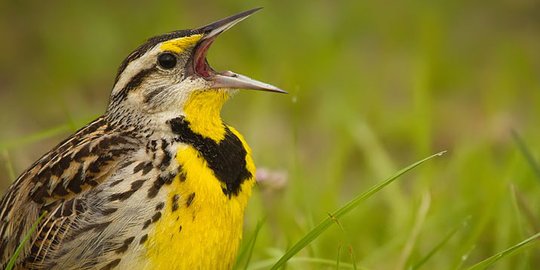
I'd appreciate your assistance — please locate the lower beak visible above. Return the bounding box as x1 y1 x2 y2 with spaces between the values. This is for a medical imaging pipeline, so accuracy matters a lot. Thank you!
189 8 286 94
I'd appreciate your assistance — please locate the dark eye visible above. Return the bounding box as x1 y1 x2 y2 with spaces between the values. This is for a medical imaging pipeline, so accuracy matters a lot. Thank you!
157 53 177 69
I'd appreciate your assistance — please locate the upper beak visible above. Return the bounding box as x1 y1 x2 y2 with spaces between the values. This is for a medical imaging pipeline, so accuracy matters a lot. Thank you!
190 8 286 94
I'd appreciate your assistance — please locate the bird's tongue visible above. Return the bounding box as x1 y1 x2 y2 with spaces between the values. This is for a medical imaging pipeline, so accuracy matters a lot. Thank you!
193 36 216 78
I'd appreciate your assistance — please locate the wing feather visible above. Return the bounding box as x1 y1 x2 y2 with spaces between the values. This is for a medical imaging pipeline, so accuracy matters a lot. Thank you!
0 116 139 269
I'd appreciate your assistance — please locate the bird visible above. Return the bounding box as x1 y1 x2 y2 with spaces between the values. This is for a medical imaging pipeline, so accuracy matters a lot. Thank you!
0 8 284 270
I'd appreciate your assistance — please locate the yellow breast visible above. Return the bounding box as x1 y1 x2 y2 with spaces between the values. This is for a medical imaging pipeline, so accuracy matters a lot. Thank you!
143 127 255 270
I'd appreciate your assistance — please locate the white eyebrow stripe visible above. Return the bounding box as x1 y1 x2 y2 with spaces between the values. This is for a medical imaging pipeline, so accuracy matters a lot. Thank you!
112 46 161 95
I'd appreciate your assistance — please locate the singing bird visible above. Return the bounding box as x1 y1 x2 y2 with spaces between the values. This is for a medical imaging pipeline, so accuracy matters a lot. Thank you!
0 8 284 270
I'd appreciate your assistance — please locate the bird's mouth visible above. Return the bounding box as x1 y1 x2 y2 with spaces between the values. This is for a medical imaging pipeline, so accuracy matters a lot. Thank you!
189 8 286 93
192 37 214 78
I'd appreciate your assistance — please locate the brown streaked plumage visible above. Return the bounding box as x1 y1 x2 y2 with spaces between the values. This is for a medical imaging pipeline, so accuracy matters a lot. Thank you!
0 8 284 270
0 116 148 269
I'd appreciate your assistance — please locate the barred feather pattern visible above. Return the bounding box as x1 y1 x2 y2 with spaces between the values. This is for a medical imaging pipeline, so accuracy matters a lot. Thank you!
0 115 182 269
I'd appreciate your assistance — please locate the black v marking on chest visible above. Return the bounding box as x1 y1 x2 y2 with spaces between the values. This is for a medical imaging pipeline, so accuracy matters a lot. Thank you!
168 117 252 197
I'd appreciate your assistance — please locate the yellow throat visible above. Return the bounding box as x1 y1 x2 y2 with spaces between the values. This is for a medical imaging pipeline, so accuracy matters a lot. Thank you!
144 90 256 270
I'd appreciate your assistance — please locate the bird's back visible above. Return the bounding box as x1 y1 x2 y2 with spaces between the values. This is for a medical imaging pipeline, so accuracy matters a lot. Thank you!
0 116 144 269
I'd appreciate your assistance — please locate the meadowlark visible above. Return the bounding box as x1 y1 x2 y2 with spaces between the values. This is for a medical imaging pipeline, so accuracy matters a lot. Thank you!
0 8 284 270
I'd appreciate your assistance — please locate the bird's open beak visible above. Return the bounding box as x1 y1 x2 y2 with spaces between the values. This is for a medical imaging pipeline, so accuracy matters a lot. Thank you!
190 8 286 94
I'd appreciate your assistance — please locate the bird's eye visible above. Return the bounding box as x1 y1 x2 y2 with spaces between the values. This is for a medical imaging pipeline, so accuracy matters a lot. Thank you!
157 53 177 69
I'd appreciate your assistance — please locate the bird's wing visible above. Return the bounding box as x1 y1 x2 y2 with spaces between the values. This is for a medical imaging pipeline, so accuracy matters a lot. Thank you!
0 116 140 269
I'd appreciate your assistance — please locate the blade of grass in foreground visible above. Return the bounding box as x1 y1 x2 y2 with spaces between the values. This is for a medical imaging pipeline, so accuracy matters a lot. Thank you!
238 219 265 270
0 115 97 151
270 151 447 270
348 245 358 270
336 243 342 270
511 130 540 180
411 216 470 270
0 125 70 151
2 150 17 181
465 232 540 270
251 257 368 270
6 211 48 270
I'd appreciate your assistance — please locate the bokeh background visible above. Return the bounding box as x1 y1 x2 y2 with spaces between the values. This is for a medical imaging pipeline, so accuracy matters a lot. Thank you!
1 0 539 269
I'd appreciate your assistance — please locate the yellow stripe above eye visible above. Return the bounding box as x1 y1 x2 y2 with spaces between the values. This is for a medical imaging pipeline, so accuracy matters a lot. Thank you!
160 34 203 53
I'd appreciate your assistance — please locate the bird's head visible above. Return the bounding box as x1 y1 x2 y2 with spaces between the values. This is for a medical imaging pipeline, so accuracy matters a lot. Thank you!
106 8 284 133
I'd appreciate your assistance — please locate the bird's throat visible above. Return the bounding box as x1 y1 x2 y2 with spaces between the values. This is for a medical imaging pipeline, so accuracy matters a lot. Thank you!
182 90 230 141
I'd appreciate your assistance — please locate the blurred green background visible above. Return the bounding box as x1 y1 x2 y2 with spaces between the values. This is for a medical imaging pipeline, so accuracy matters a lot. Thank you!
1 0 539 269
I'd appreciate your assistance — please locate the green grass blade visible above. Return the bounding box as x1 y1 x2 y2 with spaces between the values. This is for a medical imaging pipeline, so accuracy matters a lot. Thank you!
6 211 48 270
465 232 540 270
1 150 17 181
0 125 70 151
348 245 358 270
411 216 470 270
0 115 97 151
511 130 540 180
241 219 265 270
336 243 342 270
270 151 447 270
235 218 265 270
397 191 431 269
250 257 370 270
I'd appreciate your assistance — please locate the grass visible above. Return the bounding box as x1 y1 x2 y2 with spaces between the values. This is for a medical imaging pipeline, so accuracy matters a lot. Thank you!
269 151 446 269
5 211 47 270
466 232 540 270
1 1 540 269
236 218 266 270
512 130 540 181
410 216 470 270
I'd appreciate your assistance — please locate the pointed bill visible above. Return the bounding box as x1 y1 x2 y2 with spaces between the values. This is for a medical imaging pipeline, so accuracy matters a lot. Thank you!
212 71 286 93
197 8 263 39
190 8 286 94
